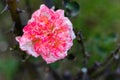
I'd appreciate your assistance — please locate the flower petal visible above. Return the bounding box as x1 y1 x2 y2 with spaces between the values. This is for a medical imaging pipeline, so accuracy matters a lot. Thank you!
16 4 76 64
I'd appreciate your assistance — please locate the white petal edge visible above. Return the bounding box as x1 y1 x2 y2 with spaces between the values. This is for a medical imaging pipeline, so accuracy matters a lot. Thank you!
16 37 39 57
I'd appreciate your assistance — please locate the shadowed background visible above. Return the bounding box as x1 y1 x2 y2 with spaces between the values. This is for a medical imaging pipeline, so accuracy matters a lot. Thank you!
0 0 120 80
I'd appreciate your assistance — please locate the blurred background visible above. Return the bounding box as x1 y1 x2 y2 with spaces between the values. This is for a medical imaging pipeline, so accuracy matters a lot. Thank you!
0 0 120 80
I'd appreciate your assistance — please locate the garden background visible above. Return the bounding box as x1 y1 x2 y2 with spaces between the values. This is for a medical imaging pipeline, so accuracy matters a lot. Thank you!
0 0 120 80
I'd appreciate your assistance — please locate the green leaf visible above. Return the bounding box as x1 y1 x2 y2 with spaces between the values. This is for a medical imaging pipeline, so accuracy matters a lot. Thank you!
65 1 80 17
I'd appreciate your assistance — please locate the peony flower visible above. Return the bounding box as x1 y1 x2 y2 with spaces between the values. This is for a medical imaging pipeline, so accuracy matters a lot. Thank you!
16 4 76 64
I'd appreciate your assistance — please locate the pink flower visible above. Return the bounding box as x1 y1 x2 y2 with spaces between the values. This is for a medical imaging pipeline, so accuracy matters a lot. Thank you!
16 4 76 64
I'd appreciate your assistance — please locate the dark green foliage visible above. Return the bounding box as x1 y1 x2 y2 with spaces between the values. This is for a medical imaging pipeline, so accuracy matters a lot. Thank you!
64 1 80 17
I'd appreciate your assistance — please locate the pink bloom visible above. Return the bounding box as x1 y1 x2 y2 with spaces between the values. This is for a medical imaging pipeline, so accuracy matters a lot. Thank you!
16 4 76 64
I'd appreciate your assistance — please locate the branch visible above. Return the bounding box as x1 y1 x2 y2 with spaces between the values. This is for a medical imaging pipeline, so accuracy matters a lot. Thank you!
76 31 90 80
91 45 120 78
6 0 23 35
1 4 8 14
76 31 89 67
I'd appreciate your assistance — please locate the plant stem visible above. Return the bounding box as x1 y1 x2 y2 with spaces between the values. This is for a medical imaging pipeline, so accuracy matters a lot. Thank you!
6 0 22 35
77 31 89 67
91 46 120 78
